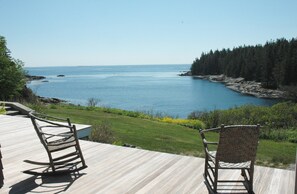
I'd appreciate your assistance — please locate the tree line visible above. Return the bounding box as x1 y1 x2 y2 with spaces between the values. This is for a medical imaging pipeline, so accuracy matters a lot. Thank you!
191 38 297 89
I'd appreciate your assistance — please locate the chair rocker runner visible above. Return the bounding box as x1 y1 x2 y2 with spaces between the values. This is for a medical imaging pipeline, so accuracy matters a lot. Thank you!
199 124 260 194
24 112 87 175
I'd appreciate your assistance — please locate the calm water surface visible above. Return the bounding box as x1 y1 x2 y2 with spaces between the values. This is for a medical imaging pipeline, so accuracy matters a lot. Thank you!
26 65 277 118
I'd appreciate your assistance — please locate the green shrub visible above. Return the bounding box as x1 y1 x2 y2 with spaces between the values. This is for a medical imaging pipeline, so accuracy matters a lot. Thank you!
27 102 46 114
0 103 6 114
49 104 58 109
86 98 100 110
89 121 114 143
191 102 297 142
158 116 205 129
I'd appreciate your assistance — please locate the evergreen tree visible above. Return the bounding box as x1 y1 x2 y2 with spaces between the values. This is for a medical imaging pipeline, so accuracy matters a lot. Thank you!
0 36 26 100
190 38 297 89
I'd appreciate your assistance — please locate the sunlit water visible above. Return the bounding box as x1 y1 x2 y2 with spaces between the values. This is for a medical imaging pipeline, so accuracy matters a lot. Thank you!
26 65 277 118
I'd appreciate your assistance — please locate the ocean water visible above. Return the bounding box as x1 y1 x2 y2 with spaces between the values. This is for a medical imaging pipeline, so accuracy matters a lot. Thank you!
26 64 277 118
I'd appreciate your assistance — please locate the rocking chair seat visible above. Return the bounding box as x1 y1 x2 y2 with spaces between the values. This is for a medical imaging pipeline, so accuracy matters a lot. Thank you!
207 151 251 169
48 135 76 152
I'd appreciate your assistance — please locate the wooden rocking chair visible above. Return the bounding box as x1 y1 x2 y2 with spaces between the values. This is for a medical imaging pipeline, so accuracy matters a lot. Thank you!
199 124 260 194
23 112 87 175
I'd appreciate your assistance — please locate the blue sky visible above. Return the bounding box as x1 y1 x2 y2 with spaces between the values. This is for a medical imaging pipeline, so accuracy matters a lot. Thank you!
0 0 296 67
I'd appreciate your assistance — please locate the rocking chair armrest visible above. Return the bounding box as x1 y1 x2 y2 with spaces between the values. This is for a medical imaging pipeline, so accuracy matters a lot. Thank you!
200 127 221 133
203 139 218 145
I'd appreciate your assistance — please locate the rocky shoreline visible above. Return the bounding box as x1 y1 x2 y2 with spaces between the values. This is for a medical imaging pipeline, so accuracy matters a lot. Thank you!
38 96 67 104
180 72 284 99
25 75 46 81
26 74 66 82
25 74 69 104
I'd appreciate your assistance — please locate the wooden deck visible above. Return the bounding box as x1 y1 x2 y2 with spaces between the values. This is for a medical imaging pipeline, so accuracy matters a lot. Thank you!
0 115 295 193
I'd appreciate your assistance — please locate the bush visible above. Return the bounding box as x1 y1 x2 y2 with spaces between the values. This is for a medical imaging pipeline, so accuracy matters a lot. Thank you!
260 128 297 142
191 102 297 142
27 101 46 114
19 86 39 103
0 103 5 114
282 85 297 102
158 116 205 129
89 121 114 143
87 98 100 109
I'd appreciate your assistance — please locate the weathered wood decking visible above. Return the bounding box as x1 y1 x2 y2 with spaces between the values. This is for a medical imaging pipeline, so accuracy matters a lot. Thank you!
0 115 295 193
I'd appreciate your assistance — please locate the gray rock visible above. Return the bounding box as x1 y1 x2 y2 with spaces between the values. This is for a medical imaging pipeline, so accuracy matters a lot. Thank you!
38 96 66 104
194 74 284 99
26 75 46 81
179 71 192 76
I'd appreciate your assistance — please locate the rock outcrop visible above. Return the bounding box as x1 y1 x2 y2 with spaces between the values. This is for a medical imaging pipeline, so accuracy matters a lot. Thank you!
179 71 192 76
193 74 284 99
25 75 46 81
38 96 66 104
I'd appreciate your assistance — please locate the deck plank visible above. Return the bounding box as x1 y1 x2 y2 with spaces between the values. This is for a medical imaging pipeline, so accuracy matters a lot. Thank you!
0 115 295 193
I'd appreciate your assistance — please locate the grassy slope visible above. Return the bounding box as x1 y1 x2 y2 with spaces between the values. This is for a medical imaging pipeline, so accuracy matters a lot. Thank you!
41 104 296 168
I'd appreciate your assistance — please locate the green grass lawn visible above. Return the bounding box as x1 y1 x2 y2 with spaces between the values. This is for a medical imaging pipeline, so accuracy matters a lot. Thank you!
35 104 297 169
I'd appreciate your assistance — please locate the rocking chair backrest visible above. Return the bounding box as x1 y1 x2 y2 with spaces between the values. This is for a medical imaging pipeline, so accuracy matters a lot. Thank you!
30 113 48 148
29 112 73 148
216 125 260 163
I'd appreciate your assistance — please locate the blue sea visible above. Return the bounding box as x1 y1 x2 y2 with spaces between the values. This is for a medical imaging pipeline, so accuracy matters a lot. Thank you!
26 64 277 118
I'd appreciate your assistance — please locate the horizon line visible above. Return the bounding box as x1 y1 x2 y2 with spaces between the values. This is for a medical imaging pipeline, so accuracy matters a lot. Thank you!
24 63 191 68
